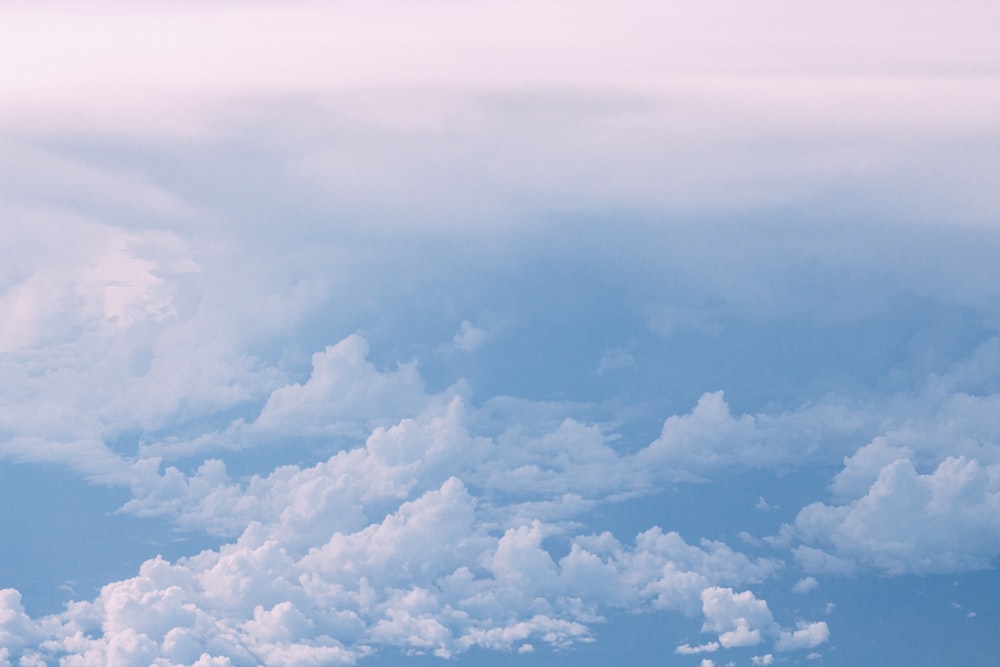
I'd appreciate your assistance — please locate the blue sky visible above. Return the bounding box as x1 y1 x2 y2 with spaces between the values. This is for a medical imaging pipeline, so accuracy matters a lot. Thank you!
2 2 1000 665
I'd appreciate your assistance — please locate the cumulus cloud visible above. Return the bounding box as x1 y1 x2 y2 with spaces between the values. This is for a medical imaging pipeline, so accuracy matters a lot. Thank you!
775 621 830 652
126 343 877 539
0 589 42 651
829 438 916 502
124 396 485 539
633 391 864 478
1 482 787 664
676 641 719 654
78 330 1000 667
792 577 818 594
252 335 429 439
795 456 1000 575
693 587 831 655
700 587 774 648
10 319 856 665
6 316 1000 665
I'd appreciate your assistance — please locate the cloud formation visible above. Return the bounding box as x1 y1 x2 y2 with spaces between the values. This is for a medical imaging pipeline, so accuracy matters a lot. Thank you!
3 479 804 664
796 455 1000 575
2 333 855 665
3 3 1000 661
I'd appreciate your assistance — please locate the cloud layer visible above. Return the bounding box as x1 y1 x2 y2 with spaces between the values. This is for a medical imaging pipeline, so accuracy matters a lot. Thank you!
3 2 1000 664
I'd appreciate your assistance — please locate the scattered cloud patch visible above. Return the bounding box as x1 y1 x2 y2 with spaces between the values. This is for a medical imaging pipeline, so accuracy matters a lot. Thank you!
253 335 429 439
792 577 818 594
452 320 490 353
775 621 830 652
700 588 774 648
795 456 1000 575
755 497 778 511
676 641 720 654
596 346 635 376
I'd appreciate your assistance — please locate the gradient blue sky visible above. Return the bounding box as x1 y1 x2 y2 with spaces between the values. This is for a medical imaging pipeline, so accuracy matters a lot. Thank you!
2 2 1000 665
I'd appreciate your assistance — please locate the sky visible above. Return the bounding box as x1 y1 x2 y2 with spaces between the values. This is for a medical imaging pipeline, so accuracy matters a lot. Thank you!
1 1 1000 665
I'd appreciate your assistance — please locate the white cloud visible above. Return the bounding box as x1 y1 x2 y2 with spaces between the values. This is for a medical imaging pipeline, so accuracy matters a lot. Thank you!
634 391 863 478
830 438 916 502
5 166 1000 664
0 218 305 479
719 618 763 648
14 318 990 646
252 335 429 438
67 331 1000 666
792 577 818 594
124 394 487 539
128 357 869 541
775 621 830 652
3 462 791 665
6 310 1000 666
796 456 1000 575
5 360 812 664
751 654 774 665
452 321 490 353
694 587 831 655
676 642 720 654
0 589 41 651
700 587 774 647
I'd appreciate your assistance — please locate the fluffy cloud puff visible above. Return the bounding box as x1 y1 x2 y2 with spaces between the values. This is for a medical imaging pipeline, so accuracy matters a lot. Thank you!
252 335 429 439
635 391 853 478
700 587 775 648
695 588 829 654
762 341 1000 575
0 589 42 651
795 455 1000 575
774 621 830 652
